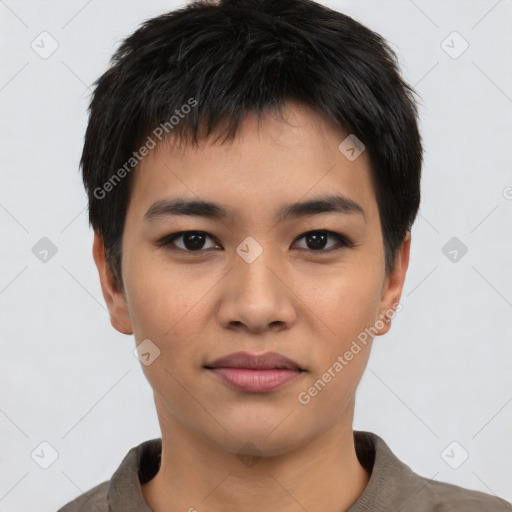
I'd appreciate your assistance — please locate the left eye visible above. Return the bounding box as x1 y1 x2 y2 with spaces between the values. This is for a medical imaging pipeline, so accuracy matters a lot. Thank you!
293 230 353 251
157 230 352 253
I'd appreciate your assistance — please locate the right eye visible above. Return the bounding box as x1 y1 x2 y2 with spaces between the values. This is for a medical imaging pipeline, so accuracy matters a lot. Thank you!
157 231 222 252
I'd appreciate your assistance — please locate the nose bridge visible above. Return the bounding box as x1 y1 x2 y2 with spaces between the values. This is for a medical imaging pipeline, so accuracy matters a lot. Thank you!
235 235 282 303
218 236 297 332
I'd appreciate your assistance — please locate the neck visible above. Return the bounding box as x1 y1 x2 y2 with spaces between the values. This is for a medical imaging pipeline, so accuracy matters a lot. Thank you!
142 397 369 512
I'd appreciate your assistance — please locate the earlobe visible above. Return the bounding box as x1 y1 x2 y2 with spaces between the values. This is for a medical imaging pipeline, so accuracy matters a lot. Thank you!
92 231 133 335
375 231 411 336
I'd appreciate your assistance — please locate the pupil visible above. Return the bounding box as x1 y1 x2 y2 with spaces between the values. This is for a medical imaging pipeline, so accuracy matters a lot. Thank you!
184 233 205 250
306 232 326 250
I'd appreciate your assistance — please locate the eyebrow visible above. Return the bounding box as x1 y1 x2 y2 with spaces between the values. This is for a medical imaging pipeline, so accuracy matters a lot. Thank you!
143 194 366 223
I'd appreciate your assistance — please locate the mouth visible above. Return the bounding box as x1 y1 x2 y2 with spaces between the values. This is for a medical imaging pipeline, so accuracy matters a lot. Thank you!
204 350 305 371
203 351 306 393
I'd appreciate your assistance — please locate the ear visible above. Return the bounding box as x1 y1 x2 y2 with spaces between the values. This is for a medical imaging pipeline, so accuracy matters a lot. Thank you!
374 231 411 336
92 231 133 335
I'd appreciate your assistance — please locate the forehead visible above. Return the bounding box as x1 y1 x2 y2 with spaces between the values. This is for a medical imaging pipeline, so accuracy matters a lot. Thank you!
127 102 378 224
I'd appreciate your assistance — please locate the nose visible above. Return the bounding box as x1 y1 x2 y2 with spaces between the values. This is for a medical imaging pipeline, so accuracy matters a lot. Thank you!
217 246 298 334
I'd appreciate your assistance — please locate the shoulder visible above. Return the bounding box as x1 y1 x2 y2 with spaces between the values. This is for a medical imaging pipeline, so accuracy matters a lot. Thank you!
57 481 109 511
56 437 161 511
352 431 511 511
412 476 511 512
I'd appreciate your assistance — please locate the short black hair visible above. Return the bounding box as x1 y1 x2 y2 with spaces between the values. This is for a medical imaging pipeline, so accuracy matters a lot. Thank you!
81 0 423 291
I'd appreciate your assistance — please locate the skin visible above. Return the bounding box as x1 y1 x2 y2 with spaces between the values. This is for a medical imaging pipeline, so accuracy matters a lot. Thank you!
93 101 410 512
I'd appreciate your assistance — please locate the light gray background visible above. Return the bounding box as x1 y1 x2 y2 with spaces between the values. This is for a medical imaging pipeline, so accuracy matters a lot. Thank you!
1 1 511 510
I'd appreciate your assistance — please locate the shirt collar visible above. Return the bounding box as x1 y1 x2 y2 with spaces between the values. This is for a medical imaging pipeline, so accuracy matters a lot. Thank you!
106 431 420 511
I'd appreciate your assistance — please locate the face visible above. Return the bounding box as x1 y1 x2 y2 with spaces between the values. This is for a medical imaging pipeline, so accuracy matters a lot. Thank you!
94 101 409 457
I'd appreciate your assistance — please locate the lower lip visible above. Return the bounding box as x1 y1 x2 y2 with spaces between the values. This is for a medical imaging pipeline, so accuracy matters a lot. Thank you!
207 367 304 392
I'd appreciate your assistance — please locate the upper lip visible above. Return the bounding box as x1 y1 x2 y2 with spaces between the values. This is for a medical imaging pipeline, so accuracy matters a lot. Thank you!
204 351 305 371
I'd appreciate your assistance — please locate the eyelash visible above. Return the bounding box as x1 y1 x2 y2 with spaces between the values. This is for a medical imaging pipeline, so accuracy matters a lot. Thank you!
156 230 354 254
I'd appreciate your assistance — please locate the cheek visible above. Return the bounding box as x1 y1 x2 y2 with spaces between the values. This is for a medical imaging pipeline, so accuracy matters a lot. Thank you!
306 264 383 339
122 255 219 393
302 261 383 401
296 274 380 415
123 250 214 341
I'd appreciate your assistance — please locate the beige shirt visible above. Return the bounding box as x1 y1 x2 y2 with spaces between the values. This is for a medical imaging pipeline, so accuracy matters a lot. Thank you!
57 431 509 511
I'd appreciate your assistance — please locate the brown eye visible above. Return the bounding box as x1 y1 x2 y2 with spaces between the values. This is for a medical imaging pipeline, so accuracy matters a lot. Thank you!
293 230 353 251
158 231 221 252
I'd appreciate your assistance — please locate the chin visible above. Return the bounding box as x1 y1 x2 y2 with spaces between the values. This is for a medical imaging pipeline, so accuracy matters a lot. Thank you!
207 419 310 458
